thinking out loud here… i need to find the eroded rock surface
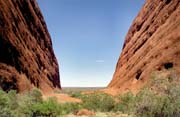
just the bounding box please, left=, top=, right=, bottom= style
left=108, top=0, right=180, bottom=92
left=0, top=0, right=60, bottom=93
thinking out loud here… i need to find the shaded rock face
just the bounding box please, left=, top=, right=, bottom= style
left=0, top=0, right=60, bottom=93
left=108, top=0, right=180, bottom=92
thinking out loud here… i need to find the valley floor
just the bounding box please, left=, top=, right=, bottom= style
left=65, top=112, right=131, bottom=117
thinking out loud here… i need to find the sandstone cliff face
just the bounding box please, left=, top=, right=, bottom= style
left=108, top=0, right=180, bottom=92
left=0, top=0, right=60, bottom=93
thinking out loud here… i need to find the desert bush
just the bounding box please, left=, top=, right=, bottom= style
left=0, top=88, right=82, bottom=116
left=17, top=88, right=44, bottom=116
left=18, top=89, right=79, bottom=116
left=134, top=71, right=180, bottom=117
left=135, top=88, right=180, bottom=117
left=81, top=93, right=115, bottom=112
left=112, top=70, right=180, bottom=117
left=30, top=97, right=60, bottom=116
left=114, top=92, right=135, bottom=114
left=135, top=88, right=161, bottom=116
left=7, top=90, right=18, bottom=110
left=29, top=88, right=43, bottom=103
left=70, top=91, right=83, bottom=98
left=59, top=102, right=82, bottom=115
left=0, top=90, right=20, bottom=117
left=0, top=90, right=12, bottom=117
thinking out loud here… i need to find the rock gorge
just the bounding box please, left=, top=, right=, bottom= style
left=108, top=0, right=180, bottom=92
left=0, top=0, right=179, bottom=95
left=0, top=0, right=60, bottom=93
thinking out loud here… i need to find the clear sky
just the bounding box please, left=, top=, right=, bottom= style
left=37, top=0, right=145, bottom=87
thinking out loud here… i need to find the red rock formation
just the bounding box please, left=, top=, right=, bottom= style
left=0, top=0, right=60, bottom=93
left=108, top=0, right=180, bottom=92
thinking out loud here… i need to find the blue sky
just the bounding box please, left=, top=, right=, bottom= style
left=37, top=0, right=145, bottom=87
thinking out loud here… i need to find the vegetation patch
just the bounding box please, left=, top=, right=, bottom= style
left=0, top=70, right=179, bottom=116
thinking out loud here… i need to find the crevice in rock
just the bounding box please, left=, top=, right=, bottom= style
left=0, top=76, right=18, bottom=92
left=136, top=21, right=144, bottom=31
left=133, top=38, right=148, bottom=54
left=0, top=34, right=21, bottom=72
left=136, top=70, right=142, bottom=80
left=164, top=62, right=173, bottom=69
left=165, top=0, right=171, bottom=4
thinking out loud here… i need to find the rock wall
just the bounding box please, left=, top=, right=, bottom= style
left=108, top=0, right=180, bottom=92
left=0, top=0, right=61, bottom=93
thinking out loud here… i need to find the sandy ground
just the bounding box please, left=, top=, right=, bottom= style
left=65, top=112, right=131, bottom=117
left=43, top=93, right=82, bottom=103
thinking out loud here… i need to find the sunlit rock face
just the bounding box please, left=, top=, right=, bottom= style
left=0, top=0, right=61, bottom=93
left=108, top=0, right=180, bottom=92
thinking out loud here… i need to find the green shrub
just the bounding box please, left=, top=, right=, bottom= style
left=134, top=88, right=180, bottom=117
left=114, top=92, right=135, bottom=113
left=7, top=90, right=18, bottom=110
left=31, top=97, right=60, bottom=116
left=81, top=93, right=115, bottom=112
left=59, top=102, right=82, bottom=115
left=0, top=90, right=20, bottom=117
left=135, top=89, right=161, bottom=116
left=29, top=88, right=43, bottom=103
left=0, top=90, right=12, bottom=117
left=70, top=91, right=83, bottom=98
left=0, top=88, right=82, bottom=116
left=134, top=71, right=180, bottom=117
left=112, top=71, right=180, bottom=116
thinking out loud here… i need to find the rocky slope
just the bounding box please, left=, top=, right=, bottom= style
left=0, top=0, right=60, bottom=93
left=108, top=0, right=180, bottom=92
